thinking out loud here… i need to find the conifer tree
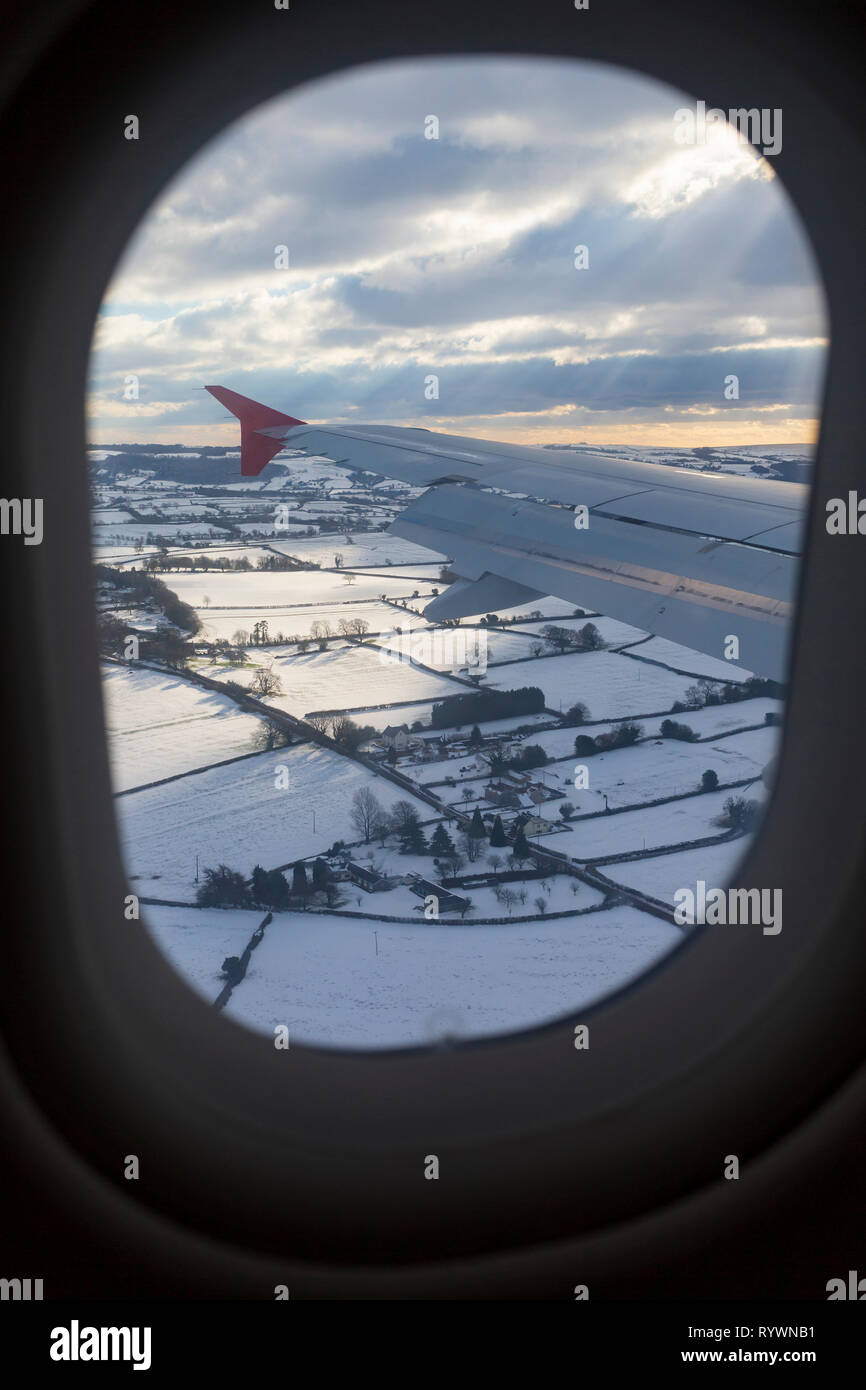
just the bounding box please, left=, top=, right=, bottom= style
left=292, top=862, right=310, bottom=906
left=469, top=806, right=486, bottom=839
left=312, top=857, right=330, bottom=890
left=430, top=823, right=455, bottom=857
left=267, top=869, right=290, bottom=910
left=489, top=814, right=507, bottom=848
left=400, top=817, right=428, bottom=855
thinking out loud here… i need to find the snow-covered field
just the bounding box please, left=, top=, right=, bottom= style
left=627, top=636, right=754, bottom=682
left=632, top=698, right=780, bottom=738
left=145, top=906, right=265, bottom=1003
left=350, top=564, right=446, bottom=580
left=101, top=663, right=264, bottom=790
left=200, top=601, right=410, bottom=642
left=93, top=544, right=160, bottom=562
left=116, top=744, right=433, bottom=900
left=554, top=785, right=762, bottom=861
left=154, top=546, right=278, bottom=567
left=269, top=534, right=448, bottom=567
left=160, top=568, right=436, bottom=608
left=428, top=698, right=781, bottom=765
left=361, top=704, right=556, bottom=736
left=485, top=650, right=696, bottom=718
left=325, top=700, right=443, bottom=733
left=93, top=521, right=231, bottom=543
left=516, top=615, right=648, bottom=645
left=494, top=596, right=584, bottom=621
left=216, top=905, right=683, bottom=1046
left=269, top=454, right=375, bottom=488
left=337, top=869, right=606, bottom=921
left=423, top=725, right=773, bottom=811
left=211, top=642, right=466, bottom=717
left=371, top=624, right=529, bottom=668
left=604, top=838, right=757, bottom=904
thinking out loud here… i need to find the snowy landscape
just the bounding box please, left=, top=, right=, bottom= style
left=92, top=442, right=791, bottom=1048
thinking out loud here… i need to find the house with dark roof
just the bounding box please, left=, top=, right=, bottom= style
left=345, top=861, right=394, bottom=893
left=406, top=875, right=471, bottom=915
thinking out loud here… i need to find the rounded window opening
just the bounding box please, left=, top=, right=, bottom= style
left=88, top=55, right=827, bottom=1049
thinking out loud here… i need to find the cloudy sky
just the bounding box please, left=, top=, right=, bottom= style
left=88, top=56, right=828, bottom=448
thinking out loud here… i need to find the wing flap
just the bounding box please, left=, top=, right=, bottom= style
left=395, top=486, right=797, bottom=679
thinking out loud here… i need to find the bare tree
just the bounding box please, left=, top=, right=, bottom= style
left=389, top=799, right=421, bottom=835
left=373, top=813, right=391, bottom=846
left=441, top=851, right=466, bottom=878
left=337, top=616, right=367, bottom=640
left=306, top=713, right=332, bottom=735
left=249, top=664, right=283, bottom=698
left=459, top=832, right=481, bottom=863
left=330, top=716, right=374, bottom=751
left=534, top=896, right=548, bottom=916
left=252, top=719, right=289, bottom=752
left=350, top=786, right=383, bottom=843
left=231, top=628, right=249, bottom=648
left=341, top=616, right=369, bottom=640
left=310, top=619, right=332, bottom=641
left=541, top=624, right=574, bottom=653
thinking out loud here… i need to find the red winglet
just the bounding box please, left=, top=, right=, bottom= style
left=204, top=385, right=306, bottom=476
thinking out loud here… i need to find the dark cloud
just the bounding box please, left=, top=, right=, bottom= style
left=91, top=54, right=828, bottom=441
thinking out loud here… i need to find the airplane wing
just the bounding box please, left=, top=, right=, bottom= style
left=205, top=385, right=807, bottom=681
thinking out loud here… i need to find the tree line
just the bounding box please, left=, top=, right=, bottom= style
left=431, top=686, right=546, bottom=730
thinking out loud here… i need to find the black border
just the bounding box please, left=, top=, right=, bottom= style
left=1, top=0, right=865, bottom=1298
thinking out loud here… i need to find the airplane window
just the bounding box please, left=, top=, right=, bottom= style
left=87, top=55, right=827, bottom=1050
